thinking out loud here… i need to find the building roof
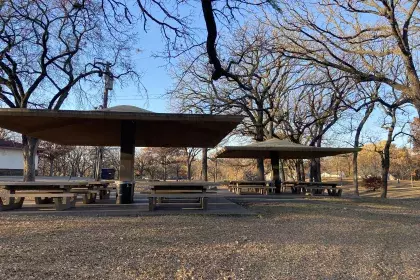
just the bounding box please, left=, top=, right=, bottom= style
left=0, top=107, right=243, bottom=148
left=0, top=139, right=23, bottom=150
left=215, top=138, right=361, bottom=159
left=101, top=105, right=152, bottom=113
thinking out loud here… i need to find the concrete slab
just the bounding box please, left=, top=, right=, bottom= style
left=0, top=193, right=255, bottom=217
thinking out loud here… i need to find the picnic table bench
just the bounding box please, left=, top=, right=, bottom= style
left=228, top=181, right=275, bottom=195
left=137, top=182, right=218, bottom=211
left=283, top=181, right=342, bottom=196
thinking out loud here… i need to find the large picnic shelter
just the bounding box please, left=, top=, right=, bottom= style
left=0, top=106, right=243, bottom=206
left=216, top=138, right=361, bottom=192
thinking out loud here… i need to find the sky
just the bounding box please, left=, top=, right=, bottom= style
left=107, top=28, right=174, bottom=113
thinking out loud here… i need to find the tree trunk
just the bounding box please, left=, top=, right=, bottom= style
left=95, top=147, right=103, bottom=181
left=316, top=158, right=321, bottom=182
left=255, top=126, right=265, bottom=181
left=296, top=160, right=302, bottom=181
left=270, top=153, right=281, bottom=193
left=381, top=133, right=392, bottom=199
left=187, top=163, right=192, bottom=180
left=381, top=156, right=389, bottom=199
left=280, top=160, right=286, bottom=181
left=310, top=159, right=318, bottom=182
left=163, top=163, right=167, bottom=181
left=49, top=158, right=54, bottom=177
left=353, top=152, right=359, bottom=195
left=22, top=135, right=38, bottom=182
left=381, top=109, right=396, bottom=198
left=310, top=137, right=322, bottom=182
left=353, top=102, right=375, bottom=195
left=202, top=148, right=208, bottom=181
left=300, top=160, right=305, bottom=181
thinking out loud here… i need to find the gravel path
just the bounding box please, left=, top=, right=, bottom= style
left=1, top=198, right=420, bottom=279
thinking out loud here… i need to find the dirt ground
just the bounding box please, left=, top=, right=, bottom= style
left=1, top=191, right=420, bottom=279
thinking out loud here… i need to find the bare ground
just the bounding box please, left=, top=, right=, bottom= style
left=1, top=196, right=420, bottom=279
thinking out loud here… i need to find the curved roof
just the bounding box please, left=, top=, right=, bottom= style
left=215, top=138, right=360, bottom=159
left=0, top=107, right=242, bottom=148
left=101, top=105, right=152, bottom=113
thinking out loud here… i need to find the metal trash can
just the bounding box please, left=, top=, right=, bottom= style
left=116, top=181, right=134, bottom=204
left=274, top=179, right=282, bottom=194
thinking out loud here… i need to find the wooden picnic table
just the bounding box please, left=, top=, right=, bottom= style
left=282, top=181, right=341, bottom=196
left=138, top=181, right=218, bottom=211
left=0, top=181, right=87, bottom=211
left=0, top=180, right=116, bottom=211
left=228, top=180, right=275, bottom=195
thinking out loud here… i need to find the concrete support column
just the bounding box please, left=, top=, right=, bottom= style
left=270, top=152, right=281, bottom=193
left=118, top=120, right=136, bottom=203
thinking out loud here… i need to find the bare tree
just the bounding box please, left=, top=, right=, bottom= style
left=269, top=0, right=418, bottom=112
left=0, top=0, right=139, bottom=181
left=66, top=146, right=95, bottom=177
left=372, top=88, right=410, bottom=198
left=342, top=83, right=379, bottom=195
left=184, top=148, right=200, bottom=180
left=155, top=147, right=183, bottom=181
left=170, top=24, right=302, bottom=179
left=38, top=142, right=73, bottom=176
left=275, top=68, right=353, bottom=181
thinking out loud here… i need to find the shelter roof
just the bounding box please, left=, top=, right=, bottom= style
left=215, top=138, right=360, bottom=159
left=0, top=107, right=242, bottom=148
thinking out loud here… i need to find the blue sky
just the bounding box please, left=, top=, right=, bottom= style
left=108, top=29, right=174, bottom=113
left=104, top=1, right=206, bottom=113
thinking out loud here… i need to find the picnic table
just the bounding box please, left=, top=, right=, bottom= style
left=137, top=181, right=219, bottom=211
left=282, top=181, right=342, bottom=196
left=0, top=181, right=116, bottom=211
left=228, top=181, right=275, bottom=195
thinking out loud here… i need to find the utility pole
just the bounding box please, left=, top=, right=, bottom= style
left=95, top=62, right=113, bottom=181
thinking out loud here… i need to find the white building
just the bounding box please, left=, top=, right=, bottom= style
left=0, top=140, right=39, bottom=176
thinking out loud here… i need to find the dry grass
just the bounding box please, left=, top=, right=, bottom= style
left=1, top=195, right=420, bottom=279
left=322, top=179, right=420, bottom=199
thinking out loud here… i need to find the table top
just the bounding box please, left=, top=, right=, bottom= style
left=229, top=180, right=271, bottom=184
left=0, top=181, right=89, bottom=187
left=136, top=181, right=220, bottom=187
left=87, top=181, right=111, bottom=186
left=297, top=182, right=337, bottom=186
left=282, top=181, right=337, bottom=186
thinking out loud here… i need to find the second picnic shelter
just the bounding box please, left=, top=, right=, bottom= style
left=215, top=138, right=361, bottom=192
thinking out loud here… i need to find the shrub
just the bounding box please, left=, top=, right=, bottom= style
left=362, top=176, right=382, bottom=191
